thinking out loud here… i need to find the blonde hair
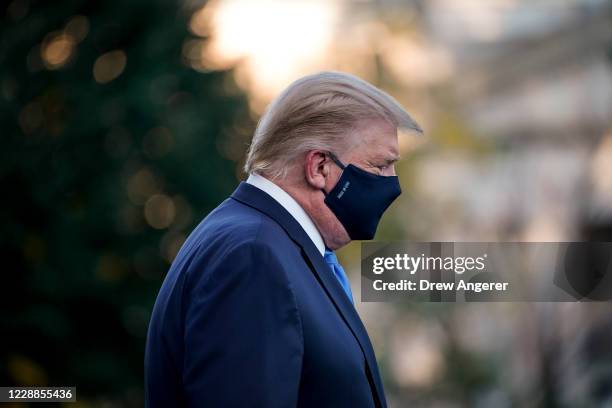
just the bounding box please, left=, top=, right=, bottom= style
left=244, top=71, right=422, bottom=179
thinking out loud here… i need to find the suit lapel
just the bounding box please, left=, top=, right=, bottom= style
left=231, top=182, right=386, bottom=407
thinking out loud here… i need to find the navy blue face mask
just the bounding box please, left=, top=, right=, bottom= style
left=322, top=152, right=402, bottom=240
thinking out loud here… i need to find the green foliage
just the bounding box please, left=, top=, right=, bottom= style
left=0, top=0, right=251, bottom=404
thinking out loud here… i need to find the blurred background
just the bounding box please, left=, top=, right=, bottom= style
left=1, top=0, right=612, bottom=406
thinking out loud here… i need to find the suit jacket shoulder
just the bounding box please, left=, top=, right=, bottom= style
left=145, top=195, right=305, bottom=407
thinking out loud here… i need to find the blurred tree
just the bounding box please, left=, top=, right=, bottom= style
left=0, top=0, right=251, bottom=404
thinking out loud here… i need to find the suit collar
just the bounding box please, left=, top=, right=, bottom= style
left=245, top=173, right=325, bottom=256
left=230, top=181, right=387, bottom=407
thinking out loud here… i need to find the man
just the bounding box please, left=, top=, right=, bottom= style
left=145, top=71, right=422, bottom=407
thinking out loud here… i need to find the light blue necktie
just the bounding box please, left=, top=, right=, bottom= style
left=323, top=249, right=354, bottom=304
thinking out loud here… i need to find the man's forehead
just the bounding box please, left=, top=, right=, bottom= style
left=345, top=118, right=399, bottom=155
left=347, top=138, right=399, bottom=164
left=377, top=146, right=400, bottom=161
left=364, top=132, right=400, bottom=158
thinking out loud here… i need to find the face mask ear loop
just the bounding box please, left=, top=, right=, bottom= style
left=322, top=152, right=346, bottom=197
left=327, top=152, right=346, bottom=170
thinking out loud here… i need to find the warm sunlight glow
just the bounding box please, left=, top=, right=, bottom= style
left=193, top=0, right=340, bottom=107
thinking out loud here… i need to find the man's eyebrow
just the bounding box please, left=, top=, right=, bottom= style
left=368, top=153, right=401, bottom=166
left=385, top=155, right=400, bottom=164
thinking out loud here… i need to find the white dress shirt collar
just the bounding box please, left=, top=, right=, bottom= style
left=246, top=173, right=326, bottom=256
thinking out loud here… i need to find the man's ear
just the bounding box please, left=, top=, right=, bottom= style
left=304, top=150, right=329, bottom=190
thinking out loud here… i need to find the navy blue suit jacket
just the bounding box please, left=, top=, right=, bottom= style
left=145, top=182, right=387, bottom=407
